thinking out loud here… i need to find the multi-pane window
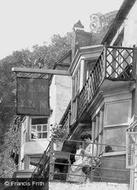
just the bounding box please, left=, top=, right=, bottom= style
left=104, top=100, right=131, bottom=152
left=31, top=117, right=48, bottom=139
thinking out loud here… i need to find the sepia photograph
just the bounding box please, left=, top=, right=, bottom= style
left=0, top=0, right=137, bottom=189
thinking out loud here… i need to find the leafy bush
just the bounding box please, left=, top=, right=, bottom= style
left=51, top=124, right=67, bottom=141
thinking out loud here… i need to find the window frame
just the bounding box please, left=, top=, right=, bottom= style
left=103, top=96, right=132, bottom=153
left=92, top=105, right=104, bottom=156
left=72, top=64, right=81, bottom=101
left=30, top=116, right=48, bottom=140
left=83, top=59, right=96, bottom=85
left=104, top=99, right=131, bottom=128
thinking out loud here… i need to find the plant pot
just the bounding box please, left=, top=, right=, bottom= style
left=53, top=141, right=64, bottom=151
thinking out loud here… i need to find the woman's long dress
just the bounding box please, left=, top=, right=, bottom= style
left=67, top=148, right=86, bottom=183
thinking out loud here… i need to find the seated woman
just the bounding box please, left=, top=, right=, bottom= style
left=81, top=133, right=97, bottom=181
left=67, top=133, right=97, bottom=183
left=67, top=142, right=86, bottom=183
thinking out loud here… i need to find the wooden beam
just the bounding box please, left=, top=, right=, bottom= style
left=12, top=67, right=71, bottom=76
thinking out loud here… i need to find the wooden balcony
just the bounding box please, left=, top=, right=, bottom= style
left=60, top=46, right=135, bottom=131
left=59, top=102, right=78, bottom=135
left=77, top=46, right=135, bottom=120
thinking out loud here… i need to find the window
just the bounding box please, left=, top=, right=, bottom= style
left=71, top=65, right=81, bottom=124
left=92, top=106, right=104, bottom=156
left=72, top=65, right=80, bottom=99
left=83, top=60, right=96, bottom=84
left=103, top=127, right=126, bottom=152
left=104, top=100, right=130, bottom=127
left=30, top=117, right=48, bottom=139
left=104, top=99, right=131, bottom=152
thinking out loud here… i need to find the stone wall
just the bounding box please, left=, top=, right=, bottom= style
left=49, top=182, right=129, bottom=190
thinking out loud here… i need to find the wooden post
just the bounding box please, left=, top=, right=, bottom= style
left=49, top=140, right=54, bottom=181
left=12, top=67, right=71, bottom=76
left=103, top=44, right=107, bottom=79
left=24, top=155, right=30, bottom=170
left=134, top=136, right=137, bottom=190
left=133, top=47, right=137, bottom=120
left=132, top=46, right=137, bottom=80
left=131, top=47, right=137, bottom=190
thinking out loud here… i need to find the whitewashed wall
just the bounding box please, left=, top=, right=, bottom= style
left=49, top=182, right=129, bottom=190
left=123, top=1, right=137, bottom=47
left=49, top=75, right=72, bottom=126
left=110, top=1, right=137, bottom=48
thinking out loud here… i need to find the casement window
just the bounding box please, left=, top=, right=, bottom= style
left=30, top=117, right=48, bottom=140
left=92, top=106, right=104, bottom=156
left=104, top=99, right=131, bottom=152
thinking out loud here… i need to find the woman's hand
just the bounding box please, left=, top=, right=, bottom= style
left=81, top=149, right=85, bottom=155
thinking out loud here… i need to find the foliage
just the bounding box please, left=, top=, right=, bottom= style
left=0, top=33, right=71, bottom=176
left=0, top=33, right=71, bottom=145
left=0, top=117, right=21, bottom=177
left=51, top=124, right=68, bottom=141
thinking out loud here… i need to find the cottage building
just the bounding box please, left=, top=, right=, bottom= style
left=13, top=0, right=137, bottom=189
left=14, top=53, right=72, bottom=178
left=33, top=0, right=137, bottom=190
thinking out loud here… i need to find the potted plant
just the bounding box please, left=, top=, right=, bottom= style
left=51, top=124, right=68, bottom=151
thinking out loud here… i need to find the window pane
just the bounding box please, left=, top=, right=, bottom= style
left=105, top=101, right=130, bottom=126
left=103, top=127, right=126, bottom=152
left=38, top=133, right=42, bottom=138
left=43, top=125, right=47, bottom=131
left=85, top=60, right=96, bottom=82
left=31, top=133, right=36, bottom=139
left=37, top=125, right=41, bottom=131
left=43, top=133, right=47, bottom=138
left=31, top=118, right=47, bottom=125
left=31, top=125, right=36, bottom=130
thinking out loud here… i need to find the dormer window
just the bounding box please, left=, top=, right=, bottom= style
left=30, top=117, right=48, bottom=140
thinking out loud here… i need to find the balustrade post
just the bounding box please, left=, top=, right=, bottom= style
left=132, top=47, right=137, bottom=121
left=132, top=46, right=137, bottom=80
left=87, top=77, right=91, bottom=102
left=103, top=45, right=107, bottom=79
left=76, top=94, right=79, bottom=119
left=68, top=110, right=71, bottom=134
left=129, top=46, right=137, bottom=190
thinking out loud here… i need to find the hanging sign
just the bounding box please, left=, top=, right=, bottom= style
left=16, top=77, right=50, bottom=116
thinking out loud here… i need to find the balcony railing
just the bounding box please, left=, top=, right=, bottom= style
left=59, top=101, right=71, bottom=133
left=59, top=46, right=135, bottom=130
left=31, top=139, right=129, bottom=184
left=32, top=140, right=52, bottom=179
left=78, top=46, right=135, bottom=119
